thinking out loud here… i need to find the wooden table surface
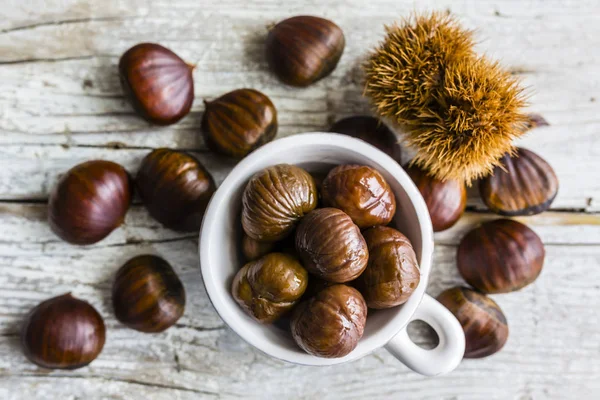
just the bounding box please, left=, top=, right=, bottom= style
left=1, top=0, right=599, bottom=399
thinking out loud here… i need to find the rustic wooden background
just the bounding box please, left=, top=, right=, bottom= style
left=1, top=0, right=599, bottom=399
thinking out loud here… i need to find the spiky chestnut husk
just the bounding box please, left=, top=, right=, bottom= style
left=364, top=12, right=528, bottom=184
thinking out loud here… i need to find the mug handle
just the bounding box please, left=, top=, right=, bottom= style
left=384, top=294, right=465, bottom=376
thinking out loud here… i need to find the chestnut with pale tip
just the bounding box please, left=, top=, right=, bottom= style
left=112, top=255, right=186, bottom=333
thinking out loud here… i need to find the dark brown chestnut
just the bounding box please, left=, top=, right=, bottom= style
left=295, top=208, right=368, bottom=283
left=202, top=89, right=278, bottom=158
left=329, top=116, right=402, bottom=163
left=479, top=148, right=558, bottom=216
left=242, top=234, right=275, bottom=261
left=322, top=164, right=396, bottom=229
left=112, top=255, right=185, bottom=332
left=457, top=219, right=545, bottom=294
left=242, top=164, right=317, bottom=241
left=119, top=43, right=194, bottom=125
left=291, top=284, right=367, bottom=358
left=136, top=148, right=216, bottom=232
left=232, top=253, right=308, bottom=323
left=48, top=160, right=132, bottom=245
left=359, top=226, right=420, bottom=309
left=21, top=293, right=106, bottom=369
left=406, top=165, right=467, bottom=232
left=437, top=287, right=509, bottom=358
left=266, top=16, right=345, bottom=87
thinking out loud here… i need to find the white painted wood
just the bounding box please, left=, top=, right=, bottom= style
left=0, top=0, right=599, bottom=398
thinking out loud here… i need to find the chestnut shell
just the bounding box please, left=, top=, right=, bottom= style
left=479, top=148, right=559, bottom=216
left=242, top=164, right=317, bottom=241
left=359, top=226, right=420, bottom=309
left=119, top=43, right=194, bottom=125
left=232, top=253, right=308, bottom=323
left=437, top=287, right=509, bottom=358
left=291, top=284, right=367, bottom=358
left=242, top=234, right=275, bottom=261
left=266, top=16, right=345, bottom=87
left=21, top=293, right=106, bottom=369
left=322, top=164, right=396, bottom=228
left=112, top=255, right=185, bottom=333
left=48, top=160, right=132, bottom=245
left=457, top=219, right=545, bottom=294
left=295, top=208, right=368, bottom=283
left=407, top=165, right=466, bottom=232
left=136, top=148, right=216, bottom=232
left=202, top=88, right=278, bottom=158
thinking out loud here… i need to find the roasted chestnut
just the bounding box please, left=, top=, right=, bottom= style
left=119, top=43, right=194, bottom=125
left=202, top=89, right=278, bottom=158
left=21, top=293, right=106, bottom=369
left=48, top=160, right=132, bottom=245
left=322, top=164, right=396, bottom=228
left=291, top=284, right=367, bottom=358
left=359, top=226, right=420, bottom=309
left=242, top=234, right=275, bottom=261
left=479, top=148, right=558, bottom=216
left=406, top=165, right=466, bottom=232
left=112, top=255, right=185, bottom=333
left=266, top=16, right=345, bottom=87
left=232, top=253, right=308, bottom=323
left=136, top=148, right=216, bottom=232
left=295, top=208, right=368, bottom=283
left=437, top=287, right=509, bottom=358
left=242, top=164, right=317, bottom=241
left=457, top=219, right=545, bottom=293
left=329, top=116, right=401, bottom=163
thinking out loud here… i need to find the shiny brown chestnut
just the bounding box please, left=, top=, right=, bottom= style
left=266, top=16, right=345, bottom=87
left=457, top=219, right=545, bottom=294
left=295, top=208, right=368, bottom=283
left=359, top=226, right=420, bottom=309
left=406, top=165, right=467, bottom=232
left=202, top=89, right=278, bottom=158
left=479, top=148, right=559, bottom=216
left=136, top=148, right=216, bottom=232
left=242, top=234, right=275, bottom=261
left=437, top=287, right=509, bottom=358
left=232, top=253, right=308, bottom=323
left=119, top=43, right=194, bottom=125
left=112, top=255, right=185, bottom=333
left=291, top=284, right=367, bottom=358
left=242, top=164, right=317, bottom=241
left=322, top=164, right=396, bottom=229
left=330, top=116, right=401, bottom=163
left=48, top=160, right=132, bottom=245
left=21, top=293, right=106, bottom=369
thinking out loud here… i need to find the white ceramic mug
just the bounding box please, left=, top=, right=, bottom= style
left=199, top=133, right=465, bottom=376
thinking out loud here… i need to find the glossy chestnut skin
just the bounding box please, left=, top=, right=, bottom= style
left=119, top=43, right=194, bottom=125
left=242, top=164, right=317, bottom=241
left=291, top=284, right=367, bottom=358
left=322, top=164, right=396, bottom=228
left=479, top=148, right=559, bottom=216
left=406, top=165, right=467, bottom=232
left=242, top=234, right=275, bottom=261
left=437, top=287, right=509, bottom=358
left=48, top=160, right=132, bottom=245
left=295, top=208, right=368, bottom=283
left=359, top=226, right=420, bottom=309
left=232, top=253, right=308, bottom=323
left=136, top=148, right=216, bottom=232
left=329, top=116, right=402, bottom=163
left=457, top=219, right=545, bottom=294
left=21, top=293, right=106, bottom=369
left=112, top=255, right=185, bottom=333
left=202, top=89, right=278, bottom=158
left=266, top=16, right=345, bottom=87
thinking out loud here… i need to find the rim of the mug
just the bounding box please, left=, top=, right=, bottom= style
left=199, top=132, right=434, bottom=366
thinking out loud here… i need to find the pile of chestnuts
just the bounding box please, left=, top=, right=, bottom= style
left=232, top=162, right=421, bottom=358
